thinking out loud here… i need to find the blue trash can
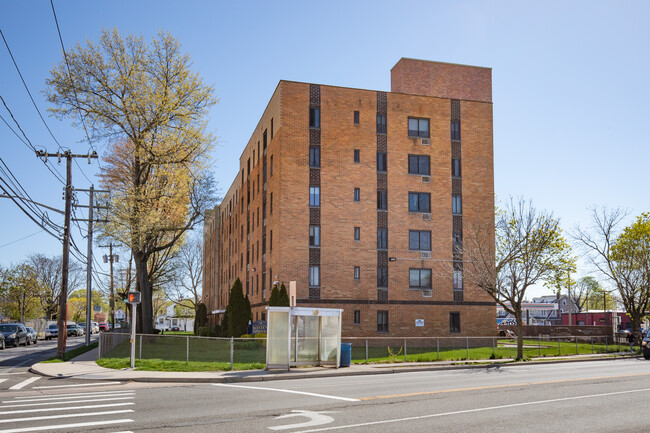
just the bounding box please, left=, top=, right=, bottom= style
left=340, top=343, right=352, bottom=367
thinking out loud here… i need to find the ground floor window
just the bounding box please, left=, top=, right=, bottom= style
left=354, top=310, right=360, bottom=325
left=450, top=312, right=460, bottom=333
left=377, top=310, right=388, bottom=333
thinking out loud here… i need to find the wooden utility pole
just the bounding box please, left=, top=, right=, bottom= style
left=36, top=150, right=97, bottom=359
left=100, top=243, right=120, bottom=331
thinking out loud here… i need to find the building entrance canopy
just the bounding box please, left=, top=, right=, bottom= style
left=266, top=307, right=342, bottom=370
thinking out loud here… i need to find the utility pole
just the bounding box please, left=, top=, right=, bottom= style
left=567, top=270, right=572, bottom=326
left=101, top=243, right=120, bottom=331
left=36, top=150, right=97, bottom=359
left=73, top=186, right=109, bottom=346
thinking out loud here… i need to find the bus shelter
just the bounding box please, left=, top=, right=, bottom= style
left=266, top=307, right=343, bottom=370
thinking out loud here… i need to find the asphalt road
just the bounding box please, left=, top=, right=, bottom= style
left=2, top=356, right=650, bottom=432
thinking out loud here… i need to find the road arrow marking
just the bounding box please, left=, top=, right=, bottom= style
left=269, top=410, right=336, bottom=431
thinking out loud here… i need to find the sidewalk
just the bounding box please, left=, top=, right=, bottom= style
left=30, top=348, right=641, bottom=384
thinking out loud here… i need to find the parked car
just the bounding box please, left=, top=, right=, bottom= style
left=98, top=323, right=109, bottom=332
left=66, top=323, right=82, bottom=337
left=0, top=323, right=28, bottom=347
left=91, top=322, right=100, bottom=334
left=45, top=323, right=58, bottom=340
left=642, top=334, right=650, bottom=360
left=25, top=327, right=38, bottom=345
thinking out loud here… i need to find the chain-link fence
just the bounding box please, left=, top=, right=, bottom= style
left=99, top=333, right=266, bottom=370
left=342, top=335, right=627, bottom=363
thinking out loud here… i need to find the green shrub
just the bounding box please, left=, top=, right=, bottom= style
left=240, top=334, right=253, bottom=339
left=197, top=326, right=211, bottom=337
left=254, top=333, right=267, bottom=339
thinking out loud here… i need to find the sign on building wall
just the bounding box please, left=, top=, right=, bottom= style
left=415, top=319, right=424, bottom=327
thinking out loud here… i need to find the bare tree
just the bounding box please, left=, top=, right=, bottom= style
left=28, top=254, right=83, bottom=320
left=165, top=234, right=202, bottom=331
left=463, top=198, right=573, bottom=360
left=574, top=208, right=650, bottom=342
left=571, top=276, right=600, bottom=312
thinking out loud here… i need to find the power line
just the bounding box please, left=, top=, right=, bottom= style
left=0, top=229, right=45, bottom=249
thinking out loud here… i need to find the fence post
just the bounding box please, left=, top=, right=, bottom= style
left=230, top=337, right=234, bottom=371
left=436, top=338, right=439, bottom=361
left=186, top=336, right=189, bottom=364
left=605, top=336, right=608, bottom=353
left=404, top=338, right=407, bottom=362
left=558, top=338, right=561, bottom=356
left=98, top=333, right=102, bottom=358
left=139, top=334, right=142, bottom=360
left=365, top=339, right=368, bottom=363
left=493, top=337, right=495, bottom=358
left=538, top=335, right=541, bottom=357
left=466, top=337, right=469, bottom=360
left=575, top=336, right=578, bottom=355
left=591, top=337, right=594, bottom=354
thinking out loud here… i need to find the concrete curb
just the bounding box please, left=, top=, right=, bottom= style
left=28, top=353, right=643, bottom=384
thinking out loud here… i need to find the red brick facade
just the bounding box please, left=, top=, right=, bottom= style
left=203, top=58, right=496, bottom=337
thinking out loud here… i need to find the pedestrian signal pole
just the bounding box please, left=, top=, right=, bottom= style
left=126, top=292, right=141, bottom=369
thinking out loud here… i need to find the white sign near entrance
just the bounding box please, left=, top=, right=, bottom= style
left=115, top=309, right=125, bottom=320
left=415, top=319, right=424, bottom=327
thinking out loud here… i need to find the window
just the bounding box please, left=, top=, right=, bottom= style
left=409, top=230, right=431, bottom=251
left=263, top=129, right=267, bottom=150
left=453, top=270, right=463, bottom=290
left=409, top=268, right=432, bottom=289
left=309, top=225, right=320, bottom=246
left=270, top=230, right=273, bottom=252
left=354, top=227, right=360, bottom=241
left=408, top=154, right=430, bottom=175
left=271, top=118, right=274, bottom=139
left=309, top=265, right=320, bottom=286
left=270, top=192, right=273, bottom=215
left=452, top=195, right=462, bottom=215
left=377, top=190, right=387, bottom=210
left=408, top=192, right=430, bottom=213
left=408, top=117, right=430, bottom=138
left=270, top=155, right=273, bottom=177
left=377, top=266, right=388, bottom=287
left=354, top=266, right=360, bottom=280
left=309, top=187, right=320, bottom=206
left=354, top=310, right=360, bottom=325
left=450, top=312, right=461, bottom=333
left=377, top=310, right=388, bottom=333
left=253, top=150, right=255, bottom=166
left=309, top=107, right=320, bottom=128
left=309, top=147, right=320, bottom=168
left=354, top=188, right=360, bottom=202
left=453, top=232, right=462, bottom=252
left=376, top=114, right=387, bottom=134
left=377, top=228, right=388, bottom=250
left=354, top=149, right=360, bottom=163
left=377, top=152, right=387, bottom=172
left=452, top=158, right=461, bottom=177
left=263, top=164, right=267, bottom=184
left=451, top=120, right=460, bottom=141
left=354, top=111, right=359, bottom=125
left=247, top=158, right=251, bottom=177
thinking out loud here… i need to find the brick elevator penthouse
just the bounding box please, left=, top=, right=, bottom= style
left=203, top=58, right=496, bottom=337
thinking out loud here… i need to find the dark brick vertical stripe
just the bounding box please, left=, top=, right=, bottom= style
left=451, top=99, right=460, bottom=121
left=452, top=178, right=462, bottom=194
left=376, top=91, right=388, bottom=304
left=309, top=129, right=320, bottom=146
left=377, top=135, right=387, bottom=153
left=309, top=84, right=321, bottom=300
left=377, top=92, right=387, bottom=114
left=310, top=84, right=320, bottom=106
left=309, top=168, right=320, bottom=186
left=451, top=99, right=463, bottom=300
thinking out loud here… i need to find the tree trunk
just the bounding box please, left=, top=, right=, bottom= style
left=134, top=249, right=153, bottom=334
left=515, top=309, right=524, bottom=360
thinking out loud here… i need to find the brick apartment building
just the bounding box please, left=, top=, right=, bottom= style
left=203, top=58, right=496, bottom=337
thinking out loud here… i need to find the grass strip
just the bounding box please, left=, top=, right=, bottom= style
left=42, top=342, right=99, bottom=363
left=96, top=357, right=264, bottom=372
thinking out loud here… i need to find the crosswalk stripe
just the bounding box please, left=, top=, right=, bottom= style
left=32, top=381, right=121, bottom=390
left=0, top=396, right=135, bottom=408
left=12, top=391, right=133, bottom=402
left=14, top=389, right=132, bottom=400
left=0, top=402, right=134, bottom=415
left=0, top=418, right=133, bottom=433
left=8, top=377, right=40, bottom=390
left=0, top=379, right=7, bottom=384
left=0, top=409, right=133, bottom=424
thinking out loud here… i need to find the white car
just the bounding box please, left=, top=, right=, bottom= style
left=91, top=322, right=100, bottom=334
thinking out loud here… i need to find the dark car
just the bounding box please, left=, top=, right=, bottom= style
left=0, top=333, right=5, bottom=350
left=66, top=324, right=82, bottom=337
left=25, top=327, right=38, bottom=345
left=0, top=323, right=28, bottom=347
left=642, top=334, right=650, bottom=360
left=45, top=323, right=58, bottom=340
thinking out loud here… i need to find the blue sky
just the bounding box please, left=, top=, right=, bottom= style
left=0, top=1, right=648, bottom=297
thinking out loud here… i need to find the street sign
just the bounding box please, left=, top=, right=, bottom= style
left=115, top=309, right=125, bottom=320
left=126, top=292, right=141, bottom=304
left=93, top=305, right=102, bottom=312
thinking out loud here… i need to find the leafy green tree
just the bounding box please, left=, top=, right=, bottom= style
left=46, top=29, right=217, bottom=334
left=279, top=283, right=290, bottom=306
left=464, top=198, right=574, bottom=360
left=194, top=302, right=208, bottom=335
left=268, top=285, right=281, bottom=306
left=224, top=279, right=251, bottom=337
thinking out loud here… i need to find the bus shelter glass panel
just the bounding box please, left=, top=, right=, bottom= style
left=291, top=315, right=319, bottom=363
left=321, top=315, right=339, bottom=362
left=268, top=310, right=289, bottom=366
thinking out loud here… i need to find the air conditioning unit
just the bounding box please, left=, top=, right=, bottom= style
left=421, top=138, right=431, bottom=146
left=422, top=213, right=431, bottom=221
left=421, top=176, right=431, bottom=183
left=421, top=251, right=431, bottom=259
left=422, top=289, right=432, bottom=298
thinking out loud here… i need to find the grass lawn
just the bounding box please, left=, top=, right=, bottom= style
left=96, top=357, right=264, bottom=372
left=42, top=342, right=99, bottom=363
left=160, top=331, right=194, bottom=336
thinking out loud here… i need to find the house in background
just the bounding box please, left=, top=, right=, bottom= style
left=155, top=304, right=195, bottom=331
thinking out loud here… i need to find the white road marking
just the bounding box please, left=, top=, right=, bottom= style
left=0, top=372, right=25, bottom=376
left=0, top=418, right=133, bottom=433
left=0, top=379, right=7, bottom=385
left=0, top=396, right=135, bottom=408
left=270, top=410, right=336, bottom=431
left=13, top=390, right=133, bottom=401
left=31, top=381, right=121, bottom=389
left=295, top=387, right=650, bottom=432
left=8, top=377, right=40, bottom=390
left=0, top=402, right=134, bottom=415
left=0, top=409, right=133, bottom=424
left=213, top=383, right=359, bottom=402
